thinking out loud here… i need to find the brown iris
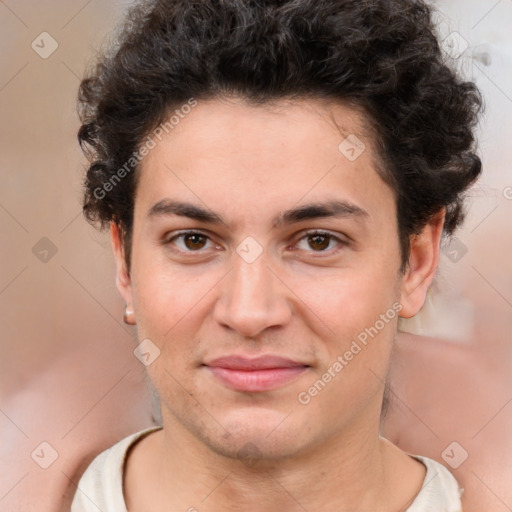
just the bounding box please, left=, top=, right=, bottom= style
left=308, top=234, right=330, bottom=251
left=184, top=233, right=207, bottom=250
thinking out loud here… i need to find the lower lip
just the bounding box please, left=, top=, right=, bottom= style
left=206, top=366, right=308, bottom=392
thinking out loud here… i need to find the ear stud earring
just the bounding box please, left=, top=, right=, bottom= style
left=123, top=305, right=136, bottom=325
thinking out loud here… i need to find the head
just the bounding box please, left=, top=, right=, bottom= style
left=78, top=0, right=481, bottom=462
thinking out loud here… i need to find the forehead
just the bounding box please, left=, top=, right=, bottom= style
left=135, top=97, right=395, bottom=228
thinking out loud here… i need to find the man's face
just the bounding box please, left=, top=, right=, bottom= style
left=117, top=97, right=413, bottom=461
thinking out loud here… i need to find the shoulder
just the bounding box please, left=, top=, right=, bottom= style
left=70, top=426, right=163, bottom=512
left=407, top=455, right=463, bottom=512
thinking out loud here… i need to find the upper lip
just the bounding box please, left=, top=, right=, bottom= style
left=204, top=355, right=309, bottom=370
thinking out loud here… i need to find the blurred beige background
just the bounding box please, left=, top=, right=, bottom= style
left=0, top=1, right=510, bottom=511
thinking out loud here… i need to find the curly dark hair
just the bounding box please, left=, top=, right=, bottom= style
left=78, top=0, right=482, bottom=271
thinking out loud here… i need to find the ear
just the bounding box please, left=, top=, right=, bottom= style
left=110, top=222, right=133, bottom=306
left=399, top=209, right=445, bottom=318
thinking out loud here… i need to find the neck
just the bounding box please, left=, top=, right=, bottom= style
left=145, top=408, right=405, bottom=511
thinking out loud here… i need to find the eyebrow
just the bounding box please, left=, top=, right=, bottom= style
left=147, top=198, right=369, bottom=228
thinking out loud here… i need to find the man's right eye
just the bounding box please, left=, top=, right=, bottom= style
left=163, top=231, right=216, bottom=252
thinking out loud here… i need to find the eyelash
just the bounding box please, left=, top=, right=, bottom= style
left=162, top=229, right=348, bottom=257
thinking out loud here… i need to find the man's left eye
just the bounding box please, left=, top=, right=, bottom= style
left=294, top=230, right=346, bottom=253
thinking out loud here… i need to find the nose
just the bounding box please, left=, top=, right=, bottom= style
left=213, top=251, right=292, bottom=338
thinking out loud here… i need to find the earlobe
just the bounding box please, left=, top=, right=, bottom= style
left=399, top=210, right=445, bottom=319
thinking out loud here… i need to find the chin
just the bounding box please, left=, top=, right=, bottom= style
left=208, top=408, right=308, bottom=461
left=209, top=433, right=304, bottom=466
left=162, top=393, right=314, bottom=462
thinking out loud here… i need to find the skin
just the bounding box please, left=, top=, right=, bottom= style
left=110, top=96, right=445, bottom=511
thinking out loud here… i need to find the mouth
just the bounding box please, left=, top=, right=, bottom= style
left=202, top=355, right=310, bottom=392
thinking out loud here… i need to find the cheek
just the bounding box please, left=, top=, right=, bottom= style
left=290, top=258, right=400, bottom=336
left=288, top=255, right=401, bottom=408
left=131, top=269, right=207, bottom=400
left=293, top=269, right=400, bottom=424
left=130, top=255, right=223, bottom=379
left=131, top=242, right=211, bottom=326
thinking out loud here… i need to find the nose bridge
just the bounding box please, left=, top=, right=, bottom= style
left=214, top=249, right=290, bottom=337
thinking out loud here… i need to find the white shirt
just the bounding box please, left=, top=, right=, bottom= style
left=70, top=427, right=463, bottom=512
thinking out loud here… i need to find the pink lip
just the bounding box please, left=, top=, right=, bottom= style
left=204, top=355, right=309, bottom=392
